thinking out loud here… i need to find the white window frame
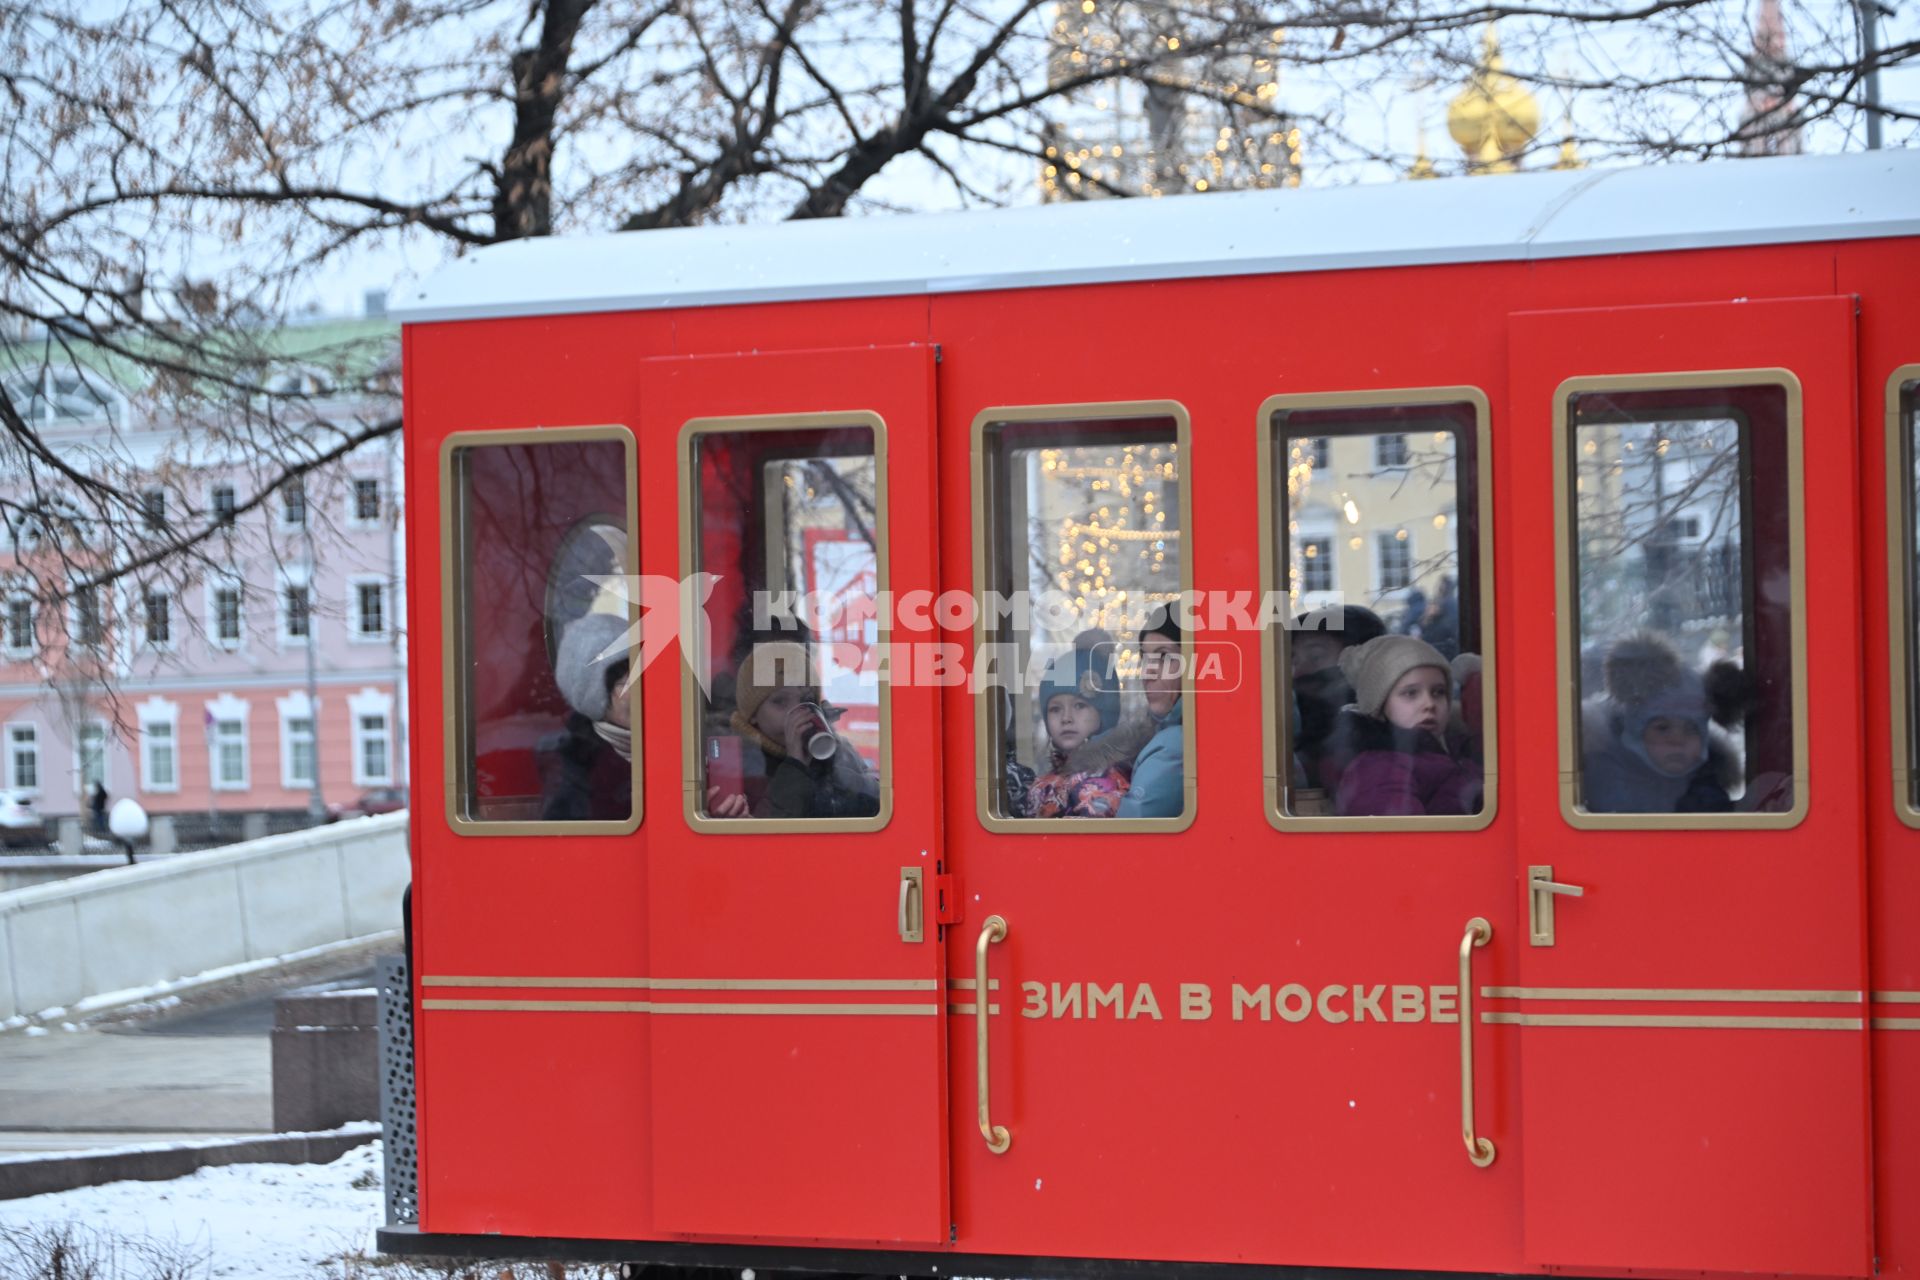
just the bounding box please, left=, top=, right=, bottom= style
left=6, top=721, right=39, bottom=791
left=281, top=480, right=307, bottom=529
left=141, top=488, right=167, bottom=532
left=277, top=566, right=313, bottom=647
left=348, top=575, right=388, bottom=642
left=206, top=573, right=245, bottom=651
left=140, top=585, right=174, bottom=652
left=137, top=696, right=180, bottom=795
left=276, top=690, right=318, bottom=790
left=1375, top=528, right=1415, bottom=595
left=1374, top=433, right=1411, bottom=469
left=0, top=366, right=125, bottom=427
left=349, top=687, right=395, bottom=786
left=347, top=476, right=382, bottom=527
left=67, top=580, right=105, bottom=651
left=74, top=719, right=110, bottom=793
left=2, top=594, right=32, bottom=659
left=206, top=693, right=250, bottom=791
left=209, top=483, right=238, bottom=528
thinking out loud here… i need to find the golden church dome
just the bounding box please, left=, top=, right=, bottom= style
left=1446, top=24, right=1540, bottom=172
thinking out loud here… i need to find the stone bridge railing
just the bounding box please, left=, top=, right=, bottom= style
left=0, top=812, right=408, bottom=1025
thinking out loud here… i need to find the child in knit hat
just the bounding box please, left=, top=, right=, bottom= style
left=712, top=640, right=881, bottom=820
left=1579, top=633, right=1734, bottom=814
left=1025, top=630, right=1138, bottom=819
left=1331, top=634, right=1483, bottom=818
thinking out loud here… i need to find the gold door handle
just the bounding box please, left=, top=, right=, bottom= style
left=898, top=867, right=923, bottom=943
left=1459, top=916, right=1496, bottom=1168
left=976, top=915, right=1010, bottom=1154
left=1527, top=865, right=1584, bottom=946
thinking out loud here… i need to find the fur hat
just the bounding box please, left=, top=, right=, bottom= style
left=1338, top=634, right=1452, bottom=718
left=554, top=612, right=631, bottom=722
left=1037, top=630, right=1122, bottom=733
left=1292, top=604, right=1388, bottom=647
left=1602, top=632, right=1684, bottom=708
left=733, top=641, right=819, bottom=725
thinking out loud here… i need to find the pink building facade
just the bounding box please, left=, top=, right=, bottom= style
left=0, top=321, right=406, bottom=839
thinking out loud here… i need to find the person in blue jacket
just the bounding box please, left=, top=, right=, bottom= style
left=1118, top=605, right=1185, bottom=819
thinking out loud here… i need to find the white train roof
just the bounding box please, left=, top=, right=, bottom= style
left=393, top=149, right=1920, bottom=324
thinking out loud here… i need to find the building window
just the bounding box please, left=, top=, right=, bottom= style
left=7, top=724, right=38, bottom=790
left=212, top=583, right=242, bottom=647
left=357, top=714, right=390, bottom=783
left=211, top=485, right=236, bottom=527
left=284, top=584, right=311, bottom=641
left=286, top=716, right=316, bottom=788
left=1374, top=434, right=1410, bottom=469
left=77, top=722, right=107, bottom=792
left=212, top=718, right=247, bottom=789
left=1376, top=530, right=1413, bottom=592
left=142, top=489, right=167, bottom=531
left=282, top=481, right=306, bottom=528
left=1299, top=536, right=1334, bottom=592
left=143, top=588, right=171, bottom=648
left=3, top=597, right=31, bottom=657
left=72, top=585, right=104, bottom=648
left=352, top=478, right=381, bottom=523
left=1309, top=437, right=1331, bottom=470
left=353, top=580, right=385, bottom=638
left=141, top=718, right=177, bottom=792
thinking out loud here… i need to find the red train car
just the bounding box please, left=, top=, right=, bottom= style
left=380, top=149, right=1920, bottom=1279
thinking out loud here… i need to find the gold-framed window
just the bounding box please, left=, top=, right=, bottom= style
left=1258, top=388, right=1497, bottom=831
left=1553, top=372, right=1808, bottom=829
left=1889, top=365, right=1920, bottom=827
left=971, top=402, right=1196, bottom=832
left=680, top=412, right=892, bottom=832
left=440, top=425, right=642, bottom=835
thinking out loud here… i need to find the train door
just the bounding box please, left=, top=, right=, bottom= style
left=636, top=345, right=949, bottom=1242
left=1504, top=298, right=1873, bottom=1275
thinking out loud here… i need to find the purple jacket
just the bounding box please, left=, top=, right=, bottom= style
left=1332, top=711, right=1484, bottom=818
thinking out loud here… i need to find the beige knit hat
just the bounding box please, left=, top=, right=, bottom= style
left=1338, top=635, right=1452, bottom=718
left=734, top=641, right=819, bottom=723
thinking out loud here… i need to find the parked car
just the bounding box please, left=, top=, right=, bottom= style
left=0, top=790, right=47, bottom=850
left=328, top=786, right=409, bottom=822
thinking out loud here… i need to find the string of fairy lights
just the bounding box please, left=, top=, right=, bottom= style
left=1041, top=4, right=1303, bottom=200
left=1039, top=443, right=1181, bottom=655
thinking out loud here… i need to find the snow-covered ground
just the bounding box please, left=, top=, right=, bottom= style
left=0, top=1140, right=385, bottom=1278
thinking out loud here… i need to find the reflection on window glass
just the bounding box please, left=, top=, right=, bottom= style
left=1905, top=379, right=1920, bottom=810
left=692, top=425, right=884, bottom=822
left=980, top=415, right=1188, bottom=822
left=1274, top=403, right=1485, bottom=820
left=450, top=434, right=635, bottom=826
left=1569, top=385, right=1795, bottom=816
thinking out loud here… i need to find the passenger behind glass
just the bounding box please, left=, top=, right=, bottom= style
left=1027, top=630, right=1136, bottom=819
left=543, top=610, right=635, bottom=821
left=1332, top=636, right=1484, bottom=818
left=1292, top=605, right=1388, bottom=792
left=1580, top=633, right=1734, bottom=814
left=1117, top=606, right=1184, bottom=819
left=710, top=640, right=880, bottom=820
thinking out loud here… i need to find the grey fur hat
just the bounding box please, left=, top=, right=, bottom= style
left=554, top=612, right=631, bottom=721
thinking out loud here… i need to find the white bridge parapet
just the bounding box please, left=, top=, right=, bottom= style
left=0, top=813, right=409, bottom=1024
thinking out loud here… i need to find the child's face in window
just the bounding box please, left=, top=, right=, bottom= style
left=1641, top=716, right=1704, bottom=776
left=1046, top=693, right=1102, bottom=752
left=1139, top=632, right=1181, bottom=716
left=1384, top=665, right=1450, bottom=737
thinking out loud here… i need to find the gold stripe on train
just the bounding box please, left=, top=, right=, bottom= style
left=1482, top=1012, right=1862, bottom=1030
left=423, top=975, right=938, bottom=991
left=1482, top=987, right=1861, bottom=1003
left=424, top=998, right=937, bottom=1016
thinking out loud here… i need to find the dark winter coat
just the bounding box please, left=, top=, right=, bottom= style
left=1332, top=710, right=1484, bottom=818
left=1578, top=698, right=1736, bottom=815
left=1294, top=667, right=1357, bottom=789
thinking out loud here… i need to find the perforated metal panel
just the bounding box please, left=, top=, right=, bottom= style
left=377, top=952, right=418, bottom=1225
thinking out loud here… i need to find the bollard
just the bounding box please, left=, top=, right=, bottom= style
left=242, top=812, right=269, bottom=842
left=56, top=816, right=82, bottom=855
left=149, top=815, right=177, bottom=854
left=272, top=987, right=380, bottom=1132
